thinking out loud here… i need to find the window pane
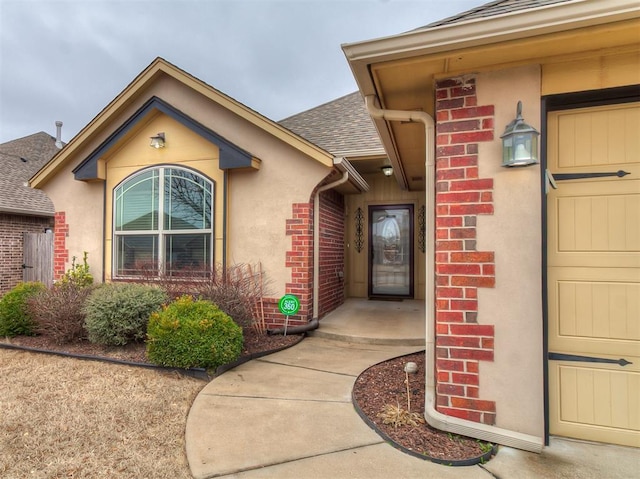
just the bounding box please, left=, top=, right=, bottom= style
left=115, top=170, right=159, bottom=231
left=164, top=168, right=212, bottom=230
left=115, top=235, right=158, bottom=276
left=165, top=234, right=210, bottom=276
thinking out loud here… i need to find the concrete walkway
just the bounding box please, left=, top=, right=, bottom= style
left=185, top=300, right=638, bottom=479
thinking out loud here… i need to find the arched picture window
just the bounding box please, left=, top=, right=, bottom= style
left=113, top=166, right=213, bottom=277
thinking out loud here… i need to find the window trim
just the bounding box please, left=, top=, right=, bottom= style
left=112, top=165, right=214, bottom=278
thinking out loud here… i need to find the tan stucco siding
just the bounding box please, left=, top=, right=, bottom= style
left=227, top=139, right=330, bottom=298
left=103, top=113, right=224, bottom=281
left=40, top=162, right=104, bottom=280
left=38, top=72, right=333, bottom=296
left=475, top=65, right=544, bottom=438
left=148, top=75, right=331, bottom=295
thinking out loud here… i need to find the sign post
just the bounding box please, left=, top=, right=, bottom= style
left=278, top=294, right=300, bottom=336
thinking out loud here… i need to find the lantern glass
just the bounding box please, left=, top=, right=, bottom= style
left=500, top=101, right=539, bottom=167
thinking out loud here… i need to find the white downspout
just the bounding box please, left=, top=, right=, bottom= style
left=365, top=95, right=543, bottom=453
left=313, top=165, right=349, bottom=319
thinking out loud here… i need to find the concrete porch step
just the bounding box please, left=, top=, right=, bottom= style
left=309, top=298, right=426, bottom=347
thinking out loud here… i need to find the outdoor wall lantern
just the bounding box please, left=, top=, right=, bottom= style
left=150, top=132, right=165, bottom=149
left=500, top=101, right=539, bottom=167
left=381, top=165, right=393, bottom=176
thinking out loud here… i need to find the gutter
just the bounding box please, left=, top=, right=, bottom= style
left=0, top=206, right=55, bottom=218
left=364, top=94, right=544, bottom=453
left=344, top=0, right=640, bottom=65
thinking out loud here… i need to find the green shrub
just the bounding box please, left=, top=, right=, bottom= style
left=84, top=283, right=168, bottom=346
left=0, top=282, right=47, bottom=337
left=144, top=263, right=271, bottom=333
left=58, top=252, right=93, bottom=288
left=146, top=295, right=243, bottom=369
left=28, top=283, right=93, bottom=344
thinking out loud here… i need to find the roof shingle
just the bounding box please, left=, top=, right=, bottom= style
left=422, top=0, right=573, bottom=28
left=279, top=92, right=384, bottom=157
left=0, top=132, right=57, bottom=216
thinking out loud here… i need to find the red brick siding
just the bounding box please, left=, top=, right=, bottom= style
left=435, top=77, right=497, bottom=425
left=0, top=213, right=54, bottom=295
left=53, top=211, right=69, bottom=281
left=264, top=202, right=313, bottom=328
left=318, top=189, right=345, bottom=318
left=261, top=188, right=345, bottom=328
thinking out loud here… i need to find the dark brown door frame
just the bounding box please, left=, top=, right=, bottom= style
left=367, top=204, right=414, bottom=299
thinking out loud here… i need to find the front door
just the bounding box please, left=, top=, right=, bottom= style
left=547, top=101, right=639, bottom=447
left=369, top=205, right=414, bottom=298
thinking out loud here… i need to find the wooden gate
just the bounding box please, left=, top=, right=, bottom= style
left=23, top=232, right=54, bottom=287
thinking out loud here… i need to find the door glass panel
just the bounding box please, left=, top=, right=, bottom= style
left=370, top=207, right=412, bottom=296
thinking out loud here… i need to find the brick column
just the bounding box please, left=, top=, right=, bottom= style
left=262, top=202, right=313, bottom=329
left=285, top=202, right=313, bottom=319
left=434, top=77, right=497, bottom=425
left=317, top=189, right=345, bottom=318
left=53, top=211, right=69, bottom=281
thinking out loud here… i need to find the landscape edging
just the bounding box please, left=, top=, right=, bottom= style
left=0, top=333, right=305, bottom=381
left=351, top=352, right=498, bottom=466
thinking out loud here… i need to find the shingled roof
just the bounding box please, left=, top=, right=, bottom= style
left=423, top=0, right=573, bottom=28
left=279, top=92, right=384, bottom=158
left=0, top=132, right=57, bottom=216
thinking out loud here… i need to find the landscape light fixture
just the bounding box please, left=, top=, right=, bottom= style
left=500, top=101, right=539, bottom=167
left=381, top=165, right=393, bottom=176
left=150, top=132, right=165, bottom=149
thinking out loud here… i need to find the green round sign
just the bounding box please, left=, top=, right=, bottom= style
left=278, top=294, right=300, bottom=316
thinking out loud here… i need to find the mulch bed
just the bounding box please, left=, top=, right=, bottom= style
left=353, top=351, right=495, bottom=463
left=0, top=327, right=301, bottom=369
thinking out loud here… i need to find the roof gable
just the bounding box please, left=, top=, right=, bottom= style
left=72, top=96, right=254, bottom=181
left=31, top=57, right=334, bottom=188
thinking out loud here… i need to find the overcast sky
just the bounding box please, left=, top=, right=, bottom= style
left=0, top=0, right=486, bottom=144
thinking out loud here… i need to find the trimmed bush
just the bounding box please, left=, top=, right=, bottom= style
left=146, top=295, right=243, bottom=369
left=84, top=283, right=168, bottom=346
left=0, top=282, right=47, bottom=337
left=28, top=283, right=93, bottom=344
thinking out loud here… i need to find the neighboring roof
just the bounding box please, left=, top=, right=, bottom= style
left=31, top=57, right=335, bottom=188
left=279, top=92, right=385, bottom=158
left=423, top=0, right=573, bottom=28
left=0, top=132, right=57, bottom=216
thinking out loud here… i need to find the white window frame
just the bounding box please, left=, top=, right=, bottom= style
left=112, top=166, right=214, bottom=278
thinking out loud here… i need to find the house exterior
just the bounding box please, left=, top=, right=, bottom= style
left=0, top=131, right=58, bottom=293
left=280, top=92, right=427, bottom=303
left=344, top=0, right=639, bottom=451
left=32, top=59, right=411, bottom=329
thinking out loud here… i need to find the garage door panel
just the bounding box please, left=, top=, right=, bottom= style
left=548, top=101, right=639, bottom=448
left=550, top=363, right=640, bottom=446
left=556, top=105, right=640, bottom=169
left=555, top=192, right=639, bottom=254
left=553, top=280, right=640, bottom=343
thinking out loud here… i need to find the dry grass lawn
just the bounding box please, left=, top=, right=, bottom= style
left=0, top=349, right=205, bottom=478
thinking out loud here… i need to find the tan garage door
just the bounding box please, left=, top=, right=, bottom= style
left=547, top=101, right=639, bottom=447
